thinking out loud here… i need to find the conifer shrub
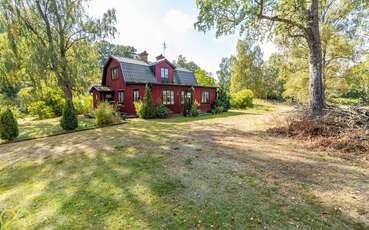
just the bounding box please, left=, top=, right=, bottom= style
left=230, top=89, right=254, bottom=108
left=183, top=96, right=192, bottom=117
left=155, top=103, right=170, bottom=118
left=0, top=108, right=19, bottom=141
left=60, top=100, right=78, bottom=130
left=142, top=84, right=155, bottom=118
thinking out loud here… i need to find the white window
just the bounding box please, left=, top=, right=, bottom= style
left=133, top=90, right=140, bottom=101
left=112, top=67, right=118, bottom=80
left=160, top=68, right=169, bottom=82
left=181, top=91, right=192, bottom=104
left=118, top=91, right=124, bottom=104
left=201, top=91, right=210, bottom=104
left=163, top=90, right=174, bottom=105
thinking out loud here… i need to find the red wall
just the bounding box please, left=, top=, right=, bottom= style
left=193, top=87, right=217, bottom=112
left=155, top=61, right=174, bottom=83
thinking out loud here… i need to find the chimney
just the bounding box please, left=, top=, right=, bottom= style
left=138, top=51, right=149, bottom=63
left=156, top=54, right=165, bottom=61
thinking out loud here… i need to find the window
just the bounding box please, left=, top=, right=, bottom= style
left=181, top=91, right=192, bottom=104
left=133, top=89, right=140, bottom=101
left=118, top=91, right=124, bottom=104
left=162, top=90, right=174, bottom=105
left=201, top=91, right=210, bottom=103
left=160, top=68, right=169, bottom=82
left=112, top=67, right=118, bottom=80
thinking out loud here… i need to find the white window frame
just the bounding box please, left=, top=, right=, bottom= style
left=133, top=89, right=140, bottom=101
left=118, top=91, right=124, bottom=104
left=163, top=90, right=174, bottom=105
left=181, top=91, right=192, bottom=104
left=201, top=91, right=210, bottom=104
left=112, top=67, right=118, bottom=80
left=160, top=67, right=169, bottom=82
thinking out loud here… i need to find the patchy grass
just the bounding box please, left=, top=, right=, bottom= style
left=0, top=101, right=368, bottom=229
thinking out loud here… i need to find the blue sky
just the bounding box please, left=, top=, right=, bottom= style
left=87, top=0, right=276, bottom=76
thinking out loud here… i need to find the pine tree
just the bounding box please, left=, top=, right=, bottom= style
left=142, top=84, right=154, bottom=119
left=0, top=108, right=19, bottom=141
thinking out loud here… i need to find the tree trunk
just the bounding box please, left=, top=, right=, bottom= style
left=306, top=0, right=325, bottom=116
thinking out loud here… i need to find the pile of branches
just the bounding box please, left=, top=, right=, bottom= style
left=268, top=105, right=369, bottom=161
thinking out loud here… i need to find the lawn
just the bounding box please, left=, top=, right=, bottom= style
left=0, top=101, right=368, bottom=229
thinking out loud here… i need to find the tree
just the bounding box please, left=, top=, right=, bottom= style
left=195, top=0, right=368, bottom=115
left=1, top=0, right=117, bottom=107
left=95, top=40, right=137, bottom=66
left=173, top=55, right=201, bottom=72
left=60, top=100, right=78, bottom=130
left=230, top=39, right=263, bottom=97
left=194, top=69, right=216, bottom=87
left=142, top=84, right=154, bottom=119
left=216, top=57, right=231, bottom=90
left=0, top=108, right=18, bottom=140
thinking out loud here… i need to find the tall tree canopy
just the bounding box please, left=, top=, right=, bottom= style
left=173, top=55, right=201, bottom=72
left=1, top=0, right=117, bottom=105
left=95, top=40, right=137, bottom=66
left=195, top=0, right=369, bottom=115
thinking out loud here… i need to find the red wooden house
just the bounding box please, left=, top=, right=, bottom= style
left=90, top=51, right=217, bottom=116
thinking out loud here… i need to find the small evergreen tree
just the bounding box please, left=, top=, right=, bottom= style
left=60, top=101, right=78, bottom=130
left=183, top=96, right=192, bottom=117
left=142, top=84, right=155, bottom=118
left=0, top=108, right=19, bottom=141
left=216, top=84, right=231, bottom=111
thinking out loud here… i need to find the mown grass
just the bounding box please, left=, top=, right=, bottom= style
left=0, top=100, right=367, bottom=229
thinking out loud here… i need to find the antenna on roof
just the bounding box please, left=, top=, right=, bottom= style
left=162, top=41, right=167, bottom=57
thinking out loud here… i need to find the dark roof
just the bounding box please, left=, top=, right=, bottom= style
left=102, top=56, right=198, bottom=86
left=89, top=85, right=113, bottom=93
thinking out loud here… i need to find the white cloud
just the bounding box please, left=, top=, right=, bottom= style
left=162, top=10, right=196, bottom=33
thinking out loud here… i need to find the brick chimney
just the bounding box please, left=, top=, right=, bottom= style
left=156, top=54, right=165, bottom=61
left=138, top=51, right=149, bottom=63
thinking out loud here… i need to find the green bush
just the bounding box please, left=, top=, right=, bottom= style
left=190, top=101, right=199, bottom=117
left=0, top=108, right=19, bottom=141
left=60, top=101, right=78, bottom=130
left=183, top=96, right=192, bottom=117
left=134, top=100, right=144, bottom=118
left=28, top=101, right=55, bottom=119
left=212, top=106, right=224, bottom=114
left=230, top=89, right=254, bottom=108
left=95, top=102, right=114, bottom=126
left=73, top=95, right=93, bottom=115
left=216, top=84, right=230, bottom=112
left=155, top=103, right=170, bottom=118
left=329, top=97, right=361, bottom=106
left=142, top=84, right=155, bottom=118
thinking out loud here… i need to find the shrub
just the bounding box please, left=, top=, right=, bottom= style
left=73, top=95, right=93, bottom=115
left=45, top=95, right=65, bottom=116
left=183, top=96, right=192, bottom=117
left=95, top=101, right=113, bottom=126
left=190, top=101, right=199, bottom=117
left=230, top=89, right=254, bottom=108
left=155, top=103, right=170, bottom=118
left=216, top=84, right=230, bottom=112
left=134, top=100, right=144, bottom=118
left=60, top=101, right=78, bottom=130
left=0, top=108, right=19, bottom=141
left=212, top=106, right=224, bottom=114
left=142, top=84, right=155, bottom=118
left=28, top=101, right=55, bottom=119
left=329, top=97, right=361, bottom=106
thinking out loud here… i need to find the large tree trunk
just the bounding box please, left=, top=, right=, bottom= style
left=306, top=0, right=325, bottom=116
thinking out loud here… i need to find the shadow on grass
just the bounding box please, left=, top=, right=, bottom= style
left=159, top=111, right=250, bottom=124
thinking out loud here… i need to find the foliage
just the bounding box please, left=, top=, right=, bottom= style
left=96, top=40, right=137, bottom=66
left=73, top=95, right=93, bottom=115
left=329, top=97, right=361, bottom=106
left=231, top=89, right=254, bottom=109
left=28, top=101, right=55, bottom=120
left=216, top=83, right=231, bottom=112
left=134, top=101, right=144, bottom=118
left=190, top=101, right=199, bottom=117
left=95, top=102, right=114, bottom=126
left=183, top=96, right=192, bottom=117
left=0, top=108, right=19, bottom=141
left=230, top=40, right=264, bottom=97
left=154, top=104, right=170, bottom=119
left=60, top=101, right=78, bottom=131
left=173, top=55, right=201, bottom=72
left=212, top=105, right=224, bottom=114
left=141, top=85, right=155, bottom=119
left=194, top=69, right=216, bottom=87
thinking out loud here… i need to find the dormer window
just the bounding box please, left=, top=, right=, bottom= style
left=112, top=67, right=118, bottom=80
left=160, top=67, right=169, bottom=83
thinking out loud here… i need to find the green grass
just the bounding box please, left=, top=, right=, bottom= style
left=0, top=100, right=367, bottom=229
